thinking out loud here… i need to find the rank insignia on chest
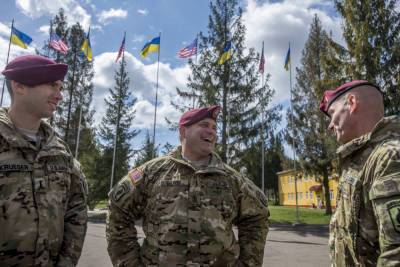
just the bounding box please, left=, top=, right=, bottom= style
left=129, top=168, right=142, bottom=185
left=388, top=200, right=400, bottom=233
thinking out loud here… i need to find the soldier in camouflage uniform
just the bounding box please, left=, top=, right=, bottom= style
left=107, top=105, right=269, bottom=267
left=320, top=80, right=400, bottom=266
left=0, top=55, right=88, bottom=266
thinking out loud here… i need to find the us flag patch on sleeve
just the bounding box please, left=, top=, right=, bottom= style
left=128, top=168, right=143, bottom=185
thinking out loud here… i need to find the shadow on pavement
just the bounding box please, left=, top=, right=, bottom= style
left=270, top=223, right=329, bottom=239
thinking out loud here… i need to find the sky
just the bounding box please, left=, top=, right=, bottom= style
left=0, top=0, right=345, bottom=156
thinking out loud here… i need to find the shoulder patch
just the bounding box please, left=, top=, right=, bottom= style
left=256, top=190, right=268, bottom=207
left=128, top=168, right=143, bottom=185
left=388, top=200, right=400, bottom=233
left=112, top=180, right=130, bottom=202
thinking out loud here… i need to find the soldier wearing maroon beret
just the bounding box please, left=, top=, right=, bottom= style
left=0, top=55, right=88, bottom=266
left=107, top=105, right=269, bottom=266
left=320, top=80, right=400, bottom=266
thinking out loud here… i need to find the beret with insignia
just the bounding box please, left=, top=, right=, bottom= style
left=319, top=80, right=382, bottom=117
left=179, top=105, right=221, bottom=127
left=2, top=54, right=68, bottom=86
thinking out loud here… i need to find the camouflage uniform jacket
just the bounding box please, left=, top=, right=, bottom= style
left=107, top=147, right=269, bottom=267
left=0, top=108, right=88, bottom=267
left=330, top=116, right=400, bottom=267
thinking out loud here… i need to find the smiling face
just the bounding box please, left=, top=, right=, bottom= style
left=180, top=118, right=217, bottom=161
left=14, top=80, right=63, bottom=119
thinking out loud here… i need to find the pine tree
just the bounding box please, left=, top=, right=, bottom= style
left=162, top=142, right=174, bottom=155
left=285, top=15, right=337, bottom=215
left=43, top=9, right=100, bottom=207
left=94, top=55, right=139, bottom=204
left=172, top=0, right=278, bottom=165
left=134, top=131, right=157, bottom=167
left=43, top=11, right=96, bottom=157
left=334, top=0, right=400, bottom=115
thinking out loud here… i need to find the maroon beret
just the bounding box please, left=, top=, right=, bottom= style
left=179, top=105, right=221, bottom=127
left=2, top=55, right=68, bottom=86
left=319, top=80, right=381, bottom=117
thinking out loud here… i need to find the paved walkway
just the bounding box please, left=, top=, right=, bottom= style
left=78, top=222, right=329, bottom=267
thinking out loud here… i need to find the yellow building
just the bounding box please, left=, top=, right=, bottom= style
left=277, top=169, right=339, bottom=208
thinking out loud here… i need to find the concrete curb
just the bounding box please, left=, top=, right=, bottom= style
left=88, top=210, right=107, bottom=223
left=88, top=210, right=329, bottom=233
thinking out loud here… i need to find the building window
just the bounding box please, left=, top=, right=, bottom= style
left=305, top=191, right=308, bottom=199
left=330, top=190, right=334, bottom=200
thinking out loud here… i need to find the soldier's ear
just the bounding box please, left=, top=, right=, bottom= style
left=346, top=93, right=358, bottom=115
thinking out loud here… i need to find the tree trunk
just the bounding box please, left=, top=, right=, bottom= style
left=322, top=168, right=332, bottom=215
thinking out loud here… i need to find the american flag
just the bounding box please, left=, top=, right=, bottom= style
left=178, top=38, right=197, bottom=58
left=49, top=33, right=69, bottom=54
left=259, top=43, right=265, bottom=74
left=115, top=34, right=125, bottom=62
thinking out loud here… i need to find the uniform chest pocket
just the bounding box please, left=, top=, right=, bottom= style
left=202, top=180, right=236, bottom=221
left=45, top=163, right=71, bottom=203
left=338, top=175, right=362, bottom=228
left=0, top=163, right=33, bottom=200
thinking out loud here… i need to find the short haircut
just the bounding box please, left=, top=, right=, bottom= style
left=5, top=78, right=13, bottom=100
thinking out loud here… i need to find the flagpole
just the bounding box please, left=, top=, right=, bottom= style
left=226, top=53, right=231, bottom=164
left=110, top=31, right=125, bottom=190
left=192, top=33, right=198, bottom=108
left=261, top=41, right=265, bottom=194
left=64, top=49, right=78, bottom=142
left=75, top=89, right=83, bottom=158
left=1, top=19, right=14, bottom=107
left=47, top=21, right=52, bottom=57
left=288, top=42, right=300, bottom=224
left=152, top=32, right=161, bottom=158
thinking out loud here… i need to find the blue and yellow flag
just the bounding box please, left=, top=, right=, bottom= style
left=140, top=36, right=160, bottom=58
left=284, top=46, right=291, bottom=71
left=218, top=41, right=232, bottom=65
left=81, top=28, right=93, bottom=61
left=11, top=26, right=32, bottom=49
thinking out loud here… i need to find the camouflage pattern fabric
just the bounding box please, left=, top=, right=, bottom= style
left=107, top=147, right=269, bottom=267
left=330, top=116, right=400, bottom=267
left=0, top=108, right=88, bottom=266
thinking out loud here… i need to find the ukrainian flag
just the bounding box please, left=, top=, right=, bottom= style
left=140, top=36, right=160, bottom=58
left=218, top=41, right=232, bottom=65
left=284, top=46, right=291, bottom=71
left=11, top=26, right=32, bottom=49
left=81, top=28, right=93, bottom=61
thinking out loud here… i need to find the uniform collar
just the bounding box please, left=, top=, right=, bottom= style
left=169, top=146, right=229, bottom=174
left=0, top=107, right=61, bottom=150
left=337, top=115, right=400, bottom=159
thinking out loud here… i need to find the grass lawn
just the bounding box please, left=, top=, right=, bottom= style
left=94, top=200, right=108, bottom=210
left=93, top=202, right=331, bottom=224
left=269, top=205, right=332, bottom=225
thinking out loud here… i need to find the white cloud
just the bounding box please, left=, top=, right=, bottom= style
left=242, top=0, right=343, bottom=110
left=15, top=0, right=92, bottom=31
left=38, top=25, right=50, bottom=35
left=0, top=23, right=10, bottom=37
left=137, top=9, right=148, bottom=16
left=98, top=8, right=128, bottom=25
left=132, top=35, right=145, bottom=46
left=92, top=52, right=190, bottom=130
